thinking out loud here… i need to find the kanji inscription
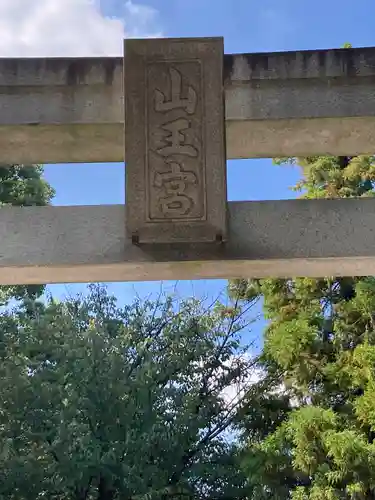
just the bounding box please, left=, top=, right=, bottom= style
left=155, top=67, right=197, bottom=114
left=125, top=37, right=227, bottom=244
left=147, top=62, right=203, bottom=221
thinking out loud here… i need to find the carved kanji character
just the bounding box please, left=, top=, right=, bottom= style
left=157, top=118, right=198, bottom=158
left=155, top=67, right=197, bottom=114
left=154, top=161, right=197, bottom=217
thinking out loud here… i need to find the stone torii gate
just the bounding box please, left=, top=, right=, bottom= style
left=1, top=37, right=375, bottom=285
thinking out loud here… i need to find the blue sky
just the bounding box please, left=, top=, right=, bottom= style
left=40, top=0, right=375, bottom=345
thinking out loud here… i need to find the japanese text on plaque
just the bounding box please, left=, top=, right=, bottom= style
left=147, top=63, right=204, bottom=220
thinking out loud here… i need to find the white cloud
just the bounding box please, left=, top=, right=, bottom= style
left=220, top=354, right=263, bottom=407
left=0, top=0, right=161, bottom=57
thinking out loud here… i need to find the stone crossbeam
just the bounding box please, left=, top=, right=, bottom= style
left=1, top=199, right=375, bottom=285
left=1, top=46, right=375, bottom=164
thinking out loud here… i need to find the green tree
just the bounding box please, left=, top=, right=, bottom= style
left=0, top=284, right=256, bottom=499
left=0, top=164, right=55, bottom=304
left=231, top=155, right=375, bottom=499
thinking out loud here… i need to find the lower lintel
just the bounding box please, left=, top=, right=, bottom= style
left=0, top=199, right=375, bottom=284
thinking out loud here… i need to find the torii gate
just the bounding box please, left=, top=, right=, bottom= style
left=1, top=37, right=375, bottom=285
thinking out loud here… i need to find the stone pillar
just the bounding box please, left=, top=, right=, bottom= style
left=124, top=37, right=227, bottom=244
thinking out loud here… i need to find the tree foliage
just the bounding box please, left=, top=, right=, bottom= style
left=231, top=155, right=375, bottom=499
left=0, top=284, right=256, bottom=499
left=0, top=164, right=55, bottom=305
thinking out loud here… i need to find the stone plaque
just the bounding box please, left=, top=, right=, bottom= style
left=124, top=37, right=227, bottom=244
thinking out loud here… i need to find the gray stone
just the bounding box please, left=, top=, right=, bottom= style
left=1, top=200, right=375, bottom=284
left=2, top=47, right=375, bottom=163
left=124, top=37, right=227, bottom=244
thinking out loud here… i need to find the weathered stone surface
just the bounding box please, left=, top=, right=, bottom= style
left=1, top=200, right=375, bottom=284
left=2, top=47, right=375, bottom=163
left=124, top=37, right=227, bottom=244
